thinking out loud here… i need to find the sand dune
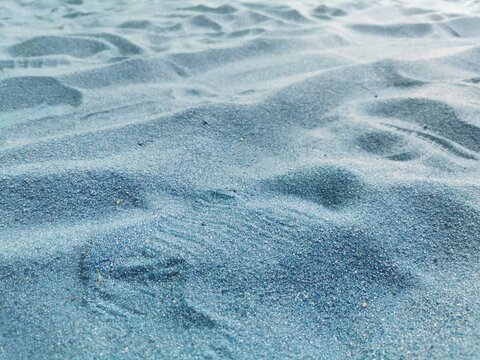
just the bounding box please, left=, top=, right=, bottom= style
left=0, top=0, right=479, bottom=359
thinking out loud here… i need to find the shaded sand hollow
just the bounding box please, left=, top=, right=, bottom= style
left=0, top=0, right=479, bottom=359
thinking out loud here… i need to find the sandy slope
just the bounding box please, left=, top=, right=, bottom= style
left=0, top=0, right=479, bottom=358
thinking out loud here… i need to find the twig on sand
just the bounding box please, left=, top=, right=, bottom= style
left=96, top=269, right=102, bottom=286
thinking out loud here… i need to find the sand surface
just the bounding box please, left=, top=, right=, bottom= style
left=0, top=0, right=479, bottom=358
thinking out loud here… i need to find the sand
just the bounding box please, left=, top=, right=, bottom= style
left=0, top=0, right=479, bottom=358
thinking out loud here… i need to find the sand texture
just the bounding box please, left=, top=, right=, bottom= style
left=0, top=0, right=479, bottom=358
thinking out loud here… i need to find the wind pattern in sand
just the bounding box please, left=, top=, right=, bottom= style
left=0, top=0, right=479, bottom=358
